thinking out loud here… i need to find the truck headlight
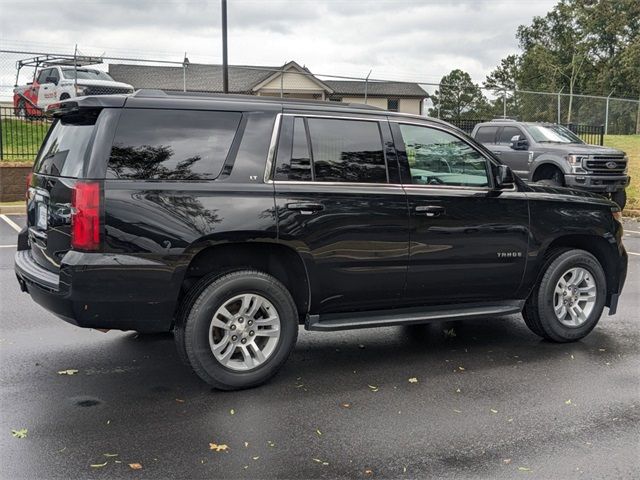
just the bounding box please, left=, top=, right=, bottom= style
left=623, top=155, right=629, bottom=174
left=566, top=154, right=588, bottom=174
left=74, top=85, right=88, bottom=96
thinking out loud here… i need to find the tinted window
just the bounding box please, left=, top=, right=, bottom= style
left=107, top=109, right=241, bottom=180
left=48, top=68, right=59, bottom=82
left=400, top=124, right=490, bottom=187
left=307, top=118, right=386, bottom=183
left=475, top=126, right=498, bottom=143
left=33, top=111, right=99, bottom=178
left=275, top=117, right=312, bottom=181
left=498, top=126, right=524, bottom=144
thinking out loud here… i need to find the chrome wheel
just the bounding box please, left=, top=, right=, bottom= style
left=208, top=293, right=281, bottom=371
left=553, top=267, right=597, bottom=327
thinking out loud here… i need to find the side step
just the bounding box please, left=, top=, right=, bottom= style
left=306, top=301, right=524, bottom=331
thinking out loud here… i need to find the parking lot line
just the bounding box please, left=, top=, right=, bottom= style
left=0, top=245, right=17, bottom=248
left=625, top=229, right=640, bottom=235
left=0, top=214, right=22, bottom=233
left=629, top=252, right=640, bottom=256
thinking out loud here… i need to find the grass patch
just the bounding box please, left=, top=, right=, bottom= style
left=1, top=117, right=50, bottom=162
left=603, top=135, right=639, bottom=211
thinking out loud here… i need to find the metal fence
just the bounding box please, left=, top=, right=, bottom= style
left=1, top=47, right=638, bottom=162
left=448, top=118, right=605, bottom=146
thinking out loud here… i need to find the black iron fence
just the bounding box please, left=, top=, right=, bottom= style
left=447, top=118, right=605, bottom=146
left=0, top=106, right=51, bottom=162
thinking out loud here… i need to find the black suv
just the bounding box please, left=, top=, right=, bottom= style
left=15, top=91, right=628, bottom=390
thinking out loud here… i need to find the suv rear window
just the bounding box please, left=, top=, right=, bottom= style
left=107, top=109, right=241, bottom=180
left=33, top=111, right=99, bottom=178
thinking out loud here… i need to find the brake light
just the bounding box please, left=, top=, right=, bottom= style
left=71, top=181, right=101, bottom=251
left=25, top=172, right=32, bottom=200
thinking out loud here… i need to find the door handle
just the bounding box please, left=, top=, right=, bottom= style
left=286, top=202, right=324, bottom=215
left=492, top=151, right=502, bottom=155
left=415, top=205, right=445, bottom=217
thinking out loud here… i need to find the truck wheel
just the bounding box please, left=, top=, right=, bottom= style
left=523, top=249, right=606, bottom=342
left=60, top=93, right=70, bottom=101
left=536, top=170, right=564, bottom=187
left=610, top=190, right=626, bottom=210
left=176, top=270, right=298, bottom=390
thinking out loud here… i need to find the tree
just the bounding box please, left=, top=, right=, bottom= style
left=429, top=69, right=488, bottom=121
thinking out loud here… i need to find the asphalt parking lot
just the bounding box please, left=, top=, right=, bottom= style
left=0, top=214, right=638, bottom=480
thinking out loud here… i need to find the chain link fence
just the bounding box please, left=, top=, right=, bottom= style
left=1, top=48, right=638, bottom=161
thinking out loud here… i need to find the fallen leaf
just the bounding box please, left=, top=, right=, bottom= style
left=570, top=355, right=574, bottom=359
left=367, top=384, right=379, bottom=392
left=252, top=456, right=260, bottom=460
left=103, top=453, right=118, bottom=457
left=267, top=440, right=275, bottom=448
left=453, top=409, right=462, bottom=413
left=565, top=399, right=572, bottom=405
left=456, top=388, right=461, bottom=393
left=443, top=328, right=456, bottom=338
left=518, top=466, right=531, bottom=472
left=90, top=461, right=108, bottom=468
left=503, top=458, right=512, bottom=464
left=11, top=429, right=27, bottom=439
left=508, top=418, right=514, bottom=422
left=230, top=409, right=235, bottom=415
left=598, top=348, right=606, bottom=352
left=244, top=442, right=249, bottom=448
left=403, top=466, right=407, bottom=473
left=490, top=408, right=498, bottom=414
left=175, top=398, right=185, bottom=403
left=340, top=402, right=352, bottom=408
left=408, top=377, right=418, bottom=384
left=129, top=463, right=143, bottom=470
left=316, top=429, right=322, bottom=436
left=364, top=468, right=374, bottom=475
left=57, top=369, right=79, bottom=376
left=458, top=366, right=465, bottom=371
left=209, top=443, right=229, bottom=452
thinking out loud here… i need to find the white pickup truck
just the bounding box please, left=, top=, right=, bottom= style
left=13, top=65, right=134, bottom=117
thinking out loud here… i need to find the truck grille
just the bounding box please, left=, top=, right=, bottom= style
left=83, top=86, right=133, bottom=96
left=584, top=155, right=626, bottom=175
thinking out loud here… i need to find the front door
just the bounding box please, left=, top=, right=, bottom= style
left=391, top=121, right=530, bottom=305
left=273, top=113, right=409, bottom=314
left=36, top=68, right=59, bottom=109
left=492, top=125, right=531, bottom=179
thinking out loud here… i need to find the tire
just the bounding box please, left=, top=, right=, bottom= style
left=523, top=249, right=606, bottom=342
left=536, top=170, right=564, bottom=187
left=176, top=270, right=298, bottom=390
left=60, top=93, right=71, bottom=101
left=610, top=190, right=627, bottom=210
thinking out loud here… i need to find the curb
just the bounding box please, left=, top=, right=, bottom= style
left=0, top=204, right=25, bottom=215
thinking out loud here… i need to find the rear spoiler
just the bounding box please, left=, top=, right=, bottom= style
left=46, top=96, right=127, bottom=117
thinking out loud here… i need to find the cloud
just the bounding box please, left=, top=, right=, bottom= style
left=0, top=0, right=557, bottom=94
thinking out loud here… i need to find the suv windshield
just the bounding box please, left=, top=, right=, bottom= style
left=525, top=124, right=583, bottom=144
left=61, top=68, right=114, bottom=81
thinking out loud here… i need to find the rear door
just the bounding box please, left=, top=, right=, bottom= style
left=272, top=113, right=409, bottom=314
left=27, top=107, right=114, bottom=273
left=391, top=120, right=529, bottom=305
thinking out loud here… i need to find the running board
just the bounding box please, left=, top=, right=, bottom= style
left=305, top=301, right=525, bottom=331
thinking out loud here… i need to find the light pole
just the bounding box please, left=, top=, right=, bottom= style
left=221, top=0, right=228, bottom=94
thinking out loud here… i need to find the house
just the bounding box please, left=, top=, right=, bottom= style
left=108, top=60, right=427, bottom=115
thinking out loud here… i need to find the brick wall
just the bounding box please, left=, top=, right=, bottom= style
left=0, top=163, right=32, bottom=202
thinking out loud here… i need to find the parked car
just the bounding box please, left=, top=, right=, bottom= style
left=470, top=120, right=630, bottom=209
left=13, top=65, right=134, bottom=118
left=15, top=92, right=628, bottom=390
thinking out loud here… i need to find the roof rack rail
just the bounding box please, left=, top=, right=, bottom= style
left=490, top=117, right=518, bottom=122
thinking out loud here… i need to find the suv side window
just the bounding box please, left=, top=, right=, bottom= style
left=107, top=109, right=241, bottom=180
left=497, top=126, right=524, bottom=144
left=399, top=124, right=490, bottom=188
left=48, top=68, right=59, bottom=84
left=475, top=126, right=498, bottom=144
left=275, top=117, right=312, bottom=181
left=307, top=118, right=387, bottom=183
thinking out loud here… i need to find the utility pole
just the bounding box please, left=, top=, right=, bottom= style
left=221, top=0, right=229, bottom=94
left=364, top=70, right=372, bottom=104
left=604, top=89, right=614, bottom=135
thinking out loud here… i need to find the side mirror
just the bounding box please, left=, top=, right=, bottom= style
left=495, top=164, right=515, bottom=189
left=45, top=76, right=58, bottom=85
left=510, top=135, right=528, bottom=150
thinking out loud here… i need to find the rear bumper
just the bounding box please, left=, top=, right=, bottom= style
left=15, top=248, right=180, bottom=333
left=564, top=174, right=629, bottom=192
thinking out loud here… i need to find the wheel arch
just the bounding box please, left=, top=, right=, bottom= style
left=531, top=159, right=566, bottom=182
left=537, top=234, right=619, bottom=306
left=176, top=241, right=311, bottom=324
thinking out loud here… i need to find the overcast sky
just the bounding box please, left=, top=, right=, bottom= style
left=0, top=0, right=557, bottom=88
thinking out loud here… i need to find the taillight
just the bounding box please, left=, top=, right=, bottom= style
left=71, top=181, right=101, bottom=251
left=25, top=172, right=32, bottom=200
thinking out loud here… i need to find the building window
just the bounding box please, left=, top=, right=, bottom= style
left=387, top=98, right=399, bottom=112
